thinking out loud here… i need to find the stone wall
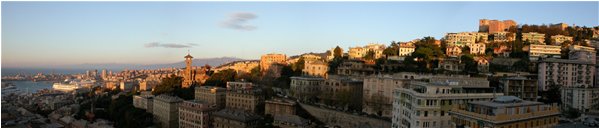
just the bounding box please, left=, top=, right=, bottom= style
left=299, top=103, right=391, bottom=128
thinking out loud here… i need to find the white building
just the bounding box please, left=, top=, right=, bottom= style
left=562, top=87, right=599, bottom=113
left=528, top=44, right=561, bottom=61
left=391, top=80, right=501, bottom=128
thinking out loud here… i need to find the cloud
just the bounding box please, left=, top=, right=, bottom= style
left=220, top=12, right=258, bottom=31
left=144, top=42, right=197, bottom=48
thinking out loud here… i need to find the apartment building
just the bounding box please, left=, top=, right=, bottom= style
left=153, top=95, right=183, bottom=128
left=444, top=32, right=488, bottom=47
left=522, top=32, right=546, bottom=44
left=562, top=87, right=599, bottom=113
left=178, top=100, right=216, bottom=128
left=391, top=80, right=501, bottom=128
left=260, top=53, right=287, bottom=72
left=212, top=109, right=261, bottom=128
left=499, top=76, right=538, bottom=101
left=348, top=43, right=386, bottom=59
left=290, top=76, right=324, bottom=102
left=264, top=98, right=296, bottom=116
left=303, top=60, right=328, bottom=78
left=450, top=96, right=560, bottom=128
left=492, top=32, right=516, bottom=42
left=551, top=35, right=573, bottom=45
left=195, top=86, right=226, bottom=109
left=528, top=44, right=561, bottom=61
left=226, top=88, right=264, bottom=113
left=398, top=42, right=416, bottom=56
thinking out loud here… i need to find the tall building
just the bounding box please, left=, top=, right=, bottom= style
left=290, top=76, right=324, bottom=102
left=362, top=73, right=430, bottom=118
left=153, top=95, right=183, bottom=128
left=195, top=86, right=227, bottom=109
left=538, top=58, right=595, bottom=91
left=522, top=32, right=546, bottom=44
left=181, top=53, right=212, bottom=88
left=499, top=76, right=538, bottom=101
left=179, top=100, right=216, bottom=128
left=212, top=109, right=261, bottom=128
left=260, top=53, right=287, bottom=73
left=101, top=69, right=107, bottom=80
left=133, top=93, right=154, bottom=113
left=183, top=53, right=195, bottom=88
left=562, top=87, right=599, bottom=113
left=391, top=80, right=501, bottom=128
left=450, top=96, right=560, bottom=128
left=479, top=19, right=517, bottom=34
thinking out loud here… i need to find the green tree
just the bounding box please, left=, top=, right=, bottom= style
left=328, top=57, right=344, bottom=74
left=363, top=50, right=376, bottom=60
left=152, top=74, right=183, bottom=95
left=204, top=69, right=237, bottom=87
left=460, top=54, right=478, bottom=74
left=333, top=46, right=343, bottom=58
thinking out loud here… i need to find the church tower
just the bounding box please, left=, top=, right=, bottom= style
left=182, top=52, right=194, bottom=88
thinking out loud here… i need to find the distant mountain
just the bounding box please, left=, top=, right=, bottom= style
left=63, top=57, right=245, bottom=70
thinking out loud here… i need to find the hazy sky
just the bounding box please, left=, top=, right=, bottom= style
left=2, top=2, right=598, bottom=68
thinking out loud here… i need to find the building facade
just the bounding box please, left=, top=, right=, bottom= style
left=195, top=86, right=227, bottom=109
left=303, top=60, right=328, bottom=78
left=499, top=76, right=538, bottom=101
left=444, top=32, right=488, bottom=47
left=468, top=43, right=486, bottom=55
left=226, top=88, right=264, bottom=113
left=522, top=32, right=546, bottom=44
left=538, top=58, right=595, bottom=91
left=153, top=95, right=183, bottom=128
left=562, top=87, right=599, bottom=113
left=179, top=100, right=216, bottom=128
left=479, top=19, right=517, bottom=34
left=398, top=43, right=416, bottom=56
left=290, top=76, right=324, bottom=102
left=450, top=96, right=560, bottom=128
left=336, top=60, right=376, bottom=77
left=391, top=80, right=501, bottom=128
left=260, top=53, right=287, bottom=73
left=551, top=35, right=573, bottom=45
left=492, top=32, right=516, bottom=42
left=528, top=44, right=561, bottom=61
left=319, top=75, right=363, bottom=108
left=446, top=46, right=462, bottom=57
left=265, top=98, right=296, bottom=116
left=348, top=43, right=386, bottom=60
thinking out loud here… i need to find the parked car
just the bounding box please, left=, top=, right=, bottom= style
left=583, top=118, right=598, bottom=127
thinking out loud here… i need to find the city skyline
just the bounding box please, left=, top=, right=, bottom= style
left=2, top=1, right=598, bottom=68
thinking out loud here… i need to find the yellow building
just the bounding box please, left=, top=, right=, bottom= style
left=302, top=60, right=328, bottom=78
left=522, top=32, right=546, bottom=44
left=450, top=96, right=560, bottom=128
left=398, top=42, right=415, bottom=56
left=260, top=53, right=287, bottom=73
left=551, top=35, right=573, bottom=45
left=348, top=43, right=386, bottom=60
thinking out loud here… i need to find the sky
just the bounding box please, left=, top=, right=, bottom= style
left=2, top=1, right=598, bottom=68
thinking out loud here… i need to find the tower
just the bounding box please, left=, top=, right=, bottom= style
left=182, top=52, right=194, bottom=88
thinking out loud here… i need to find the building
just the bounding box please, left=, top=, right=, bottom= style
left=450, top=96, right=560, bottom=128
left=265, top=98, right=296, bottom=116
left=474, top=57, right=489, bottom=73
left=179, top=100, right=216, bottom=128
left=446, top=46, right=462, bottom=57
left=562, top=87, right=599, bottom=113
left=195, top=86, right=227, bottom=109
left=398, top=42, right=415, bottom=56
left=226, top=88, right=264, bottom=113
left=336, top=60, right=376, bottom=77
left=133, top=93, right=154, bottom=113
left=226, top=81, right=254, bottom=90
left=479, top=19, right=517, bottom=34
left=438, top=57, right=464, bottom=72
left=290, top=76, right=324, bottom=102
left=260, top=53, right=287, bottom=73
left=153, top=95, right=183, bottom=128
left=538, top=58, right=595, bottom=91
left=468, top=43, right=486, bottom=55
left=499, top=76, right=538, bottom=101
left=319, top=75, right=363, bottom=108
left=492, top=32, right=516, bottom=42
left=528, top=44, right=561, bottom=61
left=551, top=22, right=569, bottom=30
left=348, top=43, right=386, bottom=60
left=391, top=80, right=502, bottom=128
left=551, top=35, right=573, bottom=45
left=363, top=73, right=427, bottom=118
left=302, top=60, right=328, bottom=78
left=119, top=81, right=135, bottom=91
left=212, top=109, right=261, bottom=128
left=182, top=53, right=211, bottom=88
left=444, top=32, right=488, bottom=47
left=569, top=45, right=596, bottom=62
left=522, top=32, right=546, bottom=44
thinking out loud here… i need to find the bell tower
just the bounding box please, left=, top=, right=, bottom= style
left=183, top=51, right=194, bottom=88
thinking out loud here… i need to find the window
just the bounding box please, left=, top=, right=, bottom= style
left=424, top=111, right=428, bottom=117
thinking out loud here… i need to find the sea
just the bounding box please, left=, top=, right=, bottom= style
left=2, top=68, right=90, bottom=76
left=1, top=81, right=54, bottom=95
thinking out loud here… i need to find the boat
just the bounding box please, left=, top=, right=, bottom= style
left=53, top=79, right=82, bottom=92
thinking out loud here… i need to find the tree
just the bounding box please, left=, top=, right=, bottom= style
left=204, top=69, right=237, bottom=87
left=152, top=74, right=182, bottom=95
left=460, top=54, right=478, bottom=74
left=462, top=46, right=471, bottom=54
left=291, top=57, right=305, bottom=75
left=328, top=57, right=344, bottom=74
left=333, top=46, right=343, bottom=58
left=363, top=50, right=376, bottom=60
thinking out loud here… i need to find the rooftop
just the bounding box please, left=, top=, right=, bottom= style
left=540, top=58, right=595, bottom=65
left=213, top=109, right=261, bottom=122
left=469, top=96, right=543, bottom=108
left=154, top=94, right=183, bottom=103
